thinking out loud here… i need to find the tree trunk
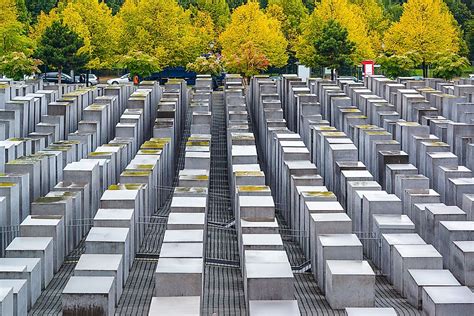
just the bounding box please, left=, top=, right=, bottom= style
left=422, top=61, right=428, bottom=78
left=331, top=68, right=335, bottom=81
left=87, top=69, right=90, bottom=87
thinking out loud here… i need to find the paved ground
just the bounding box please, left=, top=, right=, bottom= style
left=29, top=91, right=420, bottom=315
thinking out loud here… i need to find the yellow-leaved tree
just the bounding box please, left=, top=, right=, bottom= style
left=383, top=0, right=462, bottom=77
left=219, top=0, right=288, bottom=80
left=194, top=0, right=230, bottom=34
left=350, top=0, right=390, bottom=55
left=296, top=0, right=375, bottom=70
left=118, top=0, right=214, bottom=68
left=31, top=0, right=122, bottom=69
left=0, top=0, right=32, bottom=55
left=266, top=0, right=308, bottom=56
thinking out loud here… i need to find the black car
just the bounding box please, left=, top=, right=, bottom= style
left=145, top=67, right=197, bottom=86
left=40, top=72, right=75, bottom=84
left=145, top=67, right=224, bottom=89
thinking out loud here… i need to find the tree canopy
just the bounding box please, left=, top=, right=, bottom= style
left=296, top=0, right=375, bottom=68
left=431, top=52, right=471, bottom=80
left=31, top=0, right=122, bottom=69
left=25, top=0, right=57, bottom=20
left=1, top=0, right=471, bottom=80
left=35, top=20, right=89, bottom=74
left=383, top=0, right=461, bottom=76
left=266, top=0, right=308, bottom=56
left=219, top=1, right=287, bottom=78
left=194, top=0, right=231, bottom=33
left=0, top=0, right=33, bottom=55
left=0, top=51, right=42, bottom=80
left=117, top=50, right=163, bottom=78
left=119, top=0, right=214, bottom=68
left=312, top=19, right=356, bottom=79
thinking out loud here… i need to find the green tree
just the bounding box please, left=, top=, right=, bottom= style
left=177, top=0, right=194, bottom=8
left=24, top=0, right=57, bottom=19
left=117, top=50, right=164, bottom=78
left=226, top=0, right=245, bottom=9
left=466, top=19, right=474, bottom=61
left=0, top=51, right=42, bottom=80
left=385, top=3, right=404, bottom=21
left=312, top=19, right=356, bottom=79
left=296, top=0, right=375, bottom=68
left=35, top=20, right=89, bottom=84
left=444, top=0, right=472, bottom=29
left=15, top=0, right=30, bottom=24
left=302, top=0, right=315, bottom=11
left=105, top=0, right=125, bottom=14
left=377, top=52, right=422, bottom=78
left=431, top=52, right=471, bottom=79
left=31, top=0, right=123, bottom=70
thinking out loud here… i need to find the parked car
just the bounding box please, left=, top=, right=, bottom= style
left=74, top=73, right=99, bottom=85
left=107, top=74, right=131, bottom=85
left=41, top=72, right=74, bottom=84
left=145, top=67, right=197, bottom=86
left=469, top=74, right=474, bottom=79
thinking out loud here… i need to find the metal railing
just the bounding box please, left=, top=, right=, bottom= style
left=0, top=225, right=19, bottom=257
left=355, top=231, right=383, bottom=275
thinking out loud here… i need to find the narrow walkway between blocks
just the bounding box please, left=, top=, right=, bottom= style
left=203, top=91, right=246, bottom=315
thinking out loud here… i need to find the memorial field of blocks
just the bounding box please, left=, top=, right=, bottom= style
left=0, top=72, right=473, bottom=315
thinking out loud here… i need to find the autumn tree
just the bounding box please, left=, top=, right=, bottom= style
left=219, top=1, right=287, bottom=80
left=312, top=20, right=356, bottom=80
left=351, top=0, right=390, bottom=54
left=186, top=54, right=223, bottom=75
left=0, top=52, right=42, bottom=80
left=31, top=0, right=122, bottom=70
left=35, top=20, right=89, bottom=84
left=0, top=0, right=33, bottom=55
left=266, top=0, right=308, bottom=57
left=296, top=0, right=375, bottom=69
left=194, top=0, right=230, bottom=33
left=119, top=0, right=214, bottom=68
left=383, top=0, right=462, bottom=77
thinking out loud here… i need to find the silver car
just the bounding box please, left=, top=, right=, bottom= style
left=75, top=74, right=99, bottom=85
left=107, top=74, right=131, bottom=85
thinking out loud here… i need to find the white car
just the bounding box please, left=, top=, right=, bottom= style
left=469, top=74, right=474, bottom=79
left=75, top=74, right=99, bottom=85
left=107, top=74, right=130, bottom=85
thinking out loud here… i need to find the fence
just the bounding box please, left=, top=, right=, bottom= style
left=0, top=225, right=19, bottom=257
left=355, top=231, right=383, bottom=275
